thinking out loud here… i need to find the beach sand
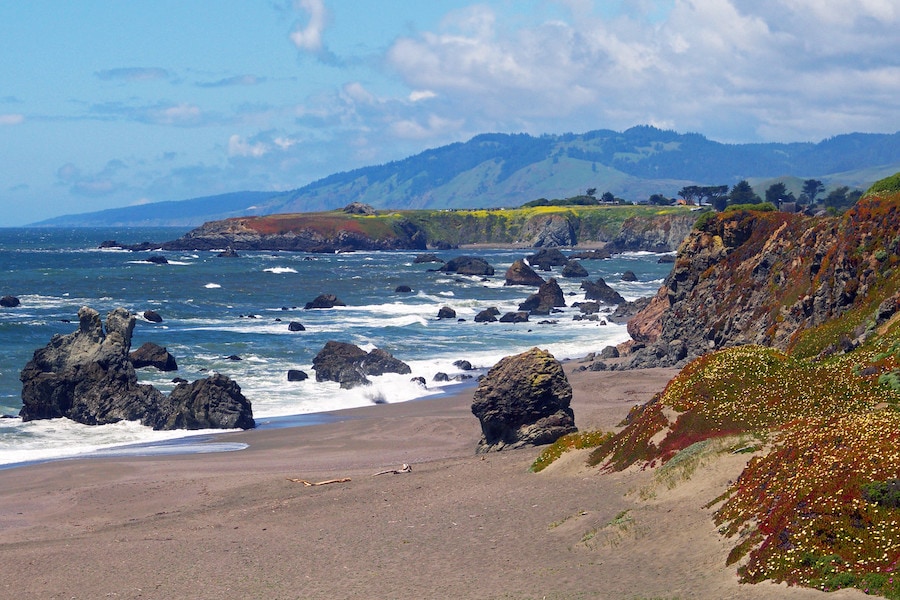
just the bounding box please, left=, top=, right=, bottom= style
left=0, top=365, right=864, bottom=600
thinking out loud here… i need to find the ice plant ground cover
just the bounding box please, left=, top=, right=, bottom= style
left=579, top=179, right=900, bottom=596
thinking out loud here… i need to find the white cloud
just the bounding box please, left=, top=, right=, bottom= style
left=384, top=0, right=900, bottom=142
left=290, top=0, right=328, bottom=52
left=228, top=134, right=269, bottom=158
left=409, top=90, right=437, bottom=102
left=149, top=103, right=203, bottom=126
left=0, top=113, right=24, bottom=125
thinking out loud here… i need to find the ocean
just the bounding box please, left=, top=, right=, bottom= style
left=0, top=227, right=671, bottom=467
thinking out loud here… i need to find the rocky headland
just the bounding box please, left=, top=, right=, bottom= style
left=106, top=203, right=698, bottom=254
left=619, top=194, right=900, bottom=368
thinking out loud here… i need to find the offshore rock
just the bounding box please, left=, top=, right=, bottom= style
left=304, top=293, right=346, bottom=309
left=471, top=348, right=576, bottom=453
left=18, top=307, right=253, bottom=430
left=312, top=341, right=411, bottom=389
left=1, top=295, right=21, bottom=308
left=519, top=278, right=565, bottom=315
left=129, top=342, right=178, bottom=372
left=504, top=259, right=545, bottom=286
left=561, top=260, right=589, bottom=278
left=474, top=307, right=500, bottom=322
left=527, top=248, right=568, bottom=271
left=438, top=256, right=495, bottom=276
left=581, top=277, right=626, bottom=305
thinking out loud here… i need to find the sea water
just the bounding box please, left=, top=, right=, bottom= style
left=0, top=227, right=671, bottom=467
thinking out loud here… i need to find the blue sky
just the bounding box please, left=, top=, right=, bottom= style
left=1, top=0, right=898, bottom=226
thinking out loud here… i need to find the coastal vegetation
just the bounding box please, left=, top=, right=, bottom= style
left=563, top=176, right=900, bottom=597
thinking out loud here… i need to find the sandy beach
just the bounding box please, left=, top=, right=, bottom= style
left=0, top=364, right=864, bottom=600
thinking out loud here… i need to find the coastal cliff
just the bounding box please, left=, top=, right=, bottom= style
left=159, top=204, right=698, bottom=252
left=624, top=192, right=900, bottom=367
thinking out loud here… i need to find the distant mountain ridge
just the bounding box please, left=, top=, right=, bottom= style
left=33, top=126, right=900, bottom=227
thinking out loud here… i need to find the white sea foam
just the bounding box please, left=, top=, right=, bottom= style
left=204, top=283, right=221, bottom=288
left=263, top=267, right=297, bottom=274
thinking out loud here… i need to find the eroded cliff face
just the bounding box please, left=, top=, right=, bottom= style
left=605, top=212, right=697, bottom=253
left=624, top=195, right=900, bottom=368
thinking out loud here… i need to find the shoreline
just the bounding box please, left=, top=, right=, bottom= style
left=0, top=364, right=864, bottom=599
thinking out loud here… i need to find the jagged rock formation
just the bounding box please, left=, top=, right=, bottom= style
left=19, top=307, right=254, bottom=430
left=471, top=348, right=576, bottom=453
left=312, top=341, right=411, bottom=389
left=624, top=196, right=900, bottom=368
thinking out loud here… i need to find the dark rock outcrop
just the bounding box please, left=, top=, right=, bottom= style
left=519, top=278, right=565, bottom=315
left=438, top=256, right=495, bottom=276
left=18, top=307, right=254, bottom=430
left=304, top=294, right=346, bottom=309
left=475, top=307, right=500, bottom=322
left=146, top=255, right=168, bottom=264
left=143, top=310, right=163, bottom=323
left=504, top=259, right=545, bottom=286
left=287, top=369, right=308, bottom=382
left=414, top=253, right=444, bottom=264
left=561, top=260, right=589, bottom=278
left=159, top=374, right=254, bottom=430
left=437, top=306, right=457, bottom=320
left=217, top=247, right=240, bottom=258
left=1, top=295, right=20, bottom=307
left=312, top=341, right=411, bottom=389
left=129, top=342, right=178, bottom=372
left=527, top=248, right=568, bottom=270
left=395, top=285, right=413, bottom=293
left=343, top=202, right=376, bottom=215
left=288, top=321, right=306, bottom=331
left=581, top=278, right=626, bottom=305
left=471, top=348, right=576, bottom=453
left=622, top=270, right=637, bottom=282
left=499, top=311, right=530, bottom=323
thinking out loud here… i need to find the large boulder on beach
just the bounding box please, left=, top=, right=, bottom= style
left=438, top=256, right=495, bottom=276
left=471, top=348, right=576, bottom=453
left=312, top=341, right=411, bottom=389
left=18, top=306, right=254, bottom=431
left=505, top=259, right=545, bottom=286
left=129, top=342, right=178, bottom=371
left=157, top=374, right=254, bottom=430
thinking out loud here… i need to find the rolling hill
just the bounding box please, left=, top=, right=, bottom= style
left=32, top=126, right=900, bottom=227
